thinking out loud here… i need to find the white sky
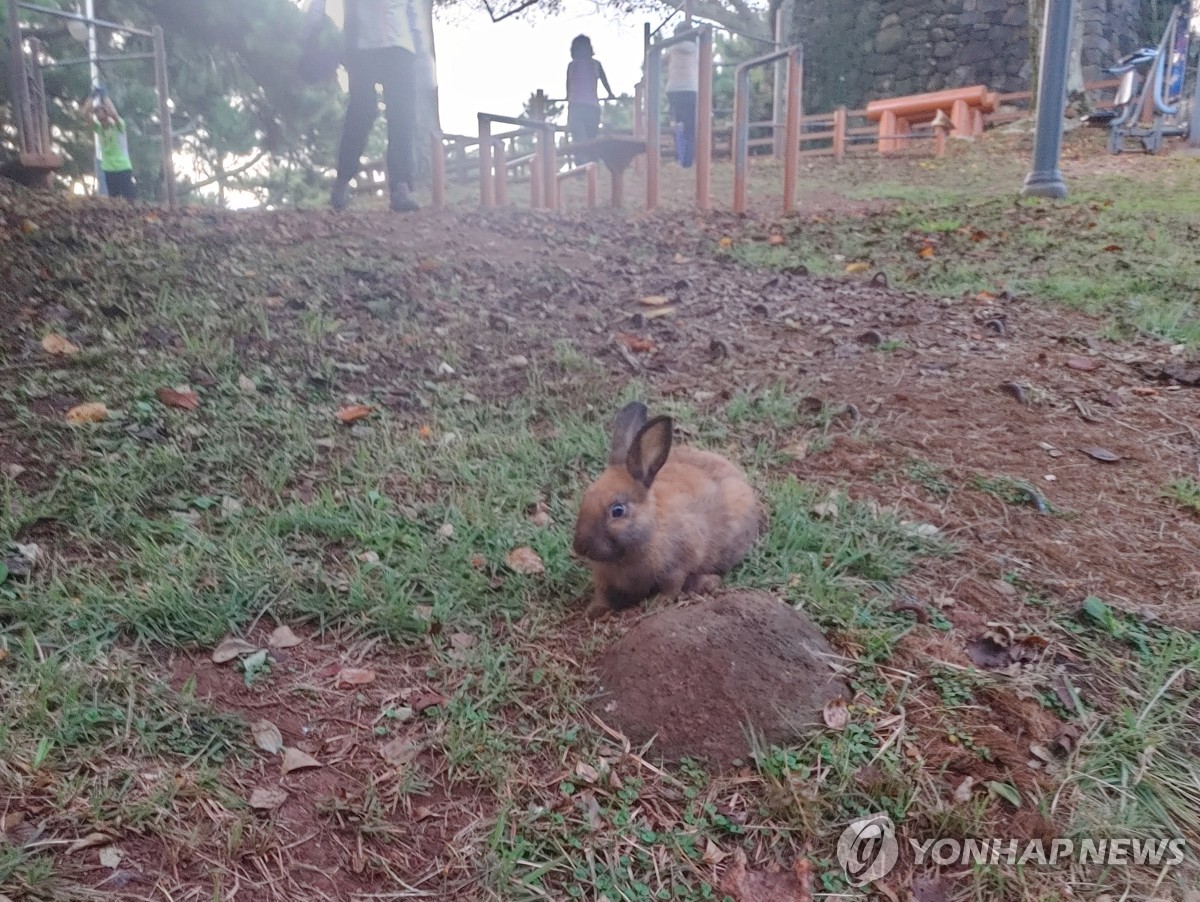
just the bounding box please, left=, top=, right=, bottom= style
left=433, top=0, right=657, bottom=134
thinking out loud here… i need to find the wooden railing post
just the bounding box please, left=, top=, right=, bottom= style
left=152, top=26, right=176, bottom=210
left=493, top=138, right=508, bottom=206
left=782, top=49, right=801, bottom=214
left=431, top=134, right=446, bottom=208
left=833, top=106, right=846, bottom=161
left=478, top=115, right=493, bottom=207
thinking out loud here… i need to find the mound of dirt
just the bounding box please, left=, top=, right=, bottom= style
left=593, top=591, right=847, bottom=768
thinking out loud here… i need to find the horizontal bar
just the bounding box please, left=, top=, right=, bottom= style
left=734, top=46, right=798, bottom=76
left=542, top=97, right=627, bottom=105
left=556, top=163, right=596, bottom=179
left=15, top=3, right=154, bottom=37
left=477, top=112, right=553, bottom=131
left=46, top=52, right=155, bottom=67
left=650, top=24, right=709, bottom=51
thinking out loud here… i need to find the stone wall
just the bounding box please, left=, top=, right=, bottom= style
left=791, top=0, right=1151, bottom=114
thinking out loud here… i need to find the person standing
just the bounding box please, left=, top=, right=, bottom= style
left=83, top=89, right=137, bottom=201
left=665, top=23, right=699, bottom=168
left=566, top=35, right=615, bottom=161
left=317, top=0, right=435, bottom=213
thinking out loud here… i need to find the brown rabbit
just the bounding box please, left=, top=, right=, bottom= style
left=572, top=401, right=762, bottom=618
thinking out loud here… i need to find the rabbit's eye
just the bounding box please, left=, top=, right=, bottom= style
left=609, top=502, right=627, bottom=519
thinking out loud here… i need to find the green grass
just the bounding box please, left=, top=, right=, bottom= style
left=4, top=145, right=1200, bottom=899
left=736, top=140, right=1200, bottom=347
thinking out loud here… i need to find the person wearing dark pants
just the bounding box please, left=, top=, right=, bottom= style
left=318, top=0, right=430, bottom=213
left=665, top=24, right=699, bottom=168
left=336, top=46, right=417, bottom=211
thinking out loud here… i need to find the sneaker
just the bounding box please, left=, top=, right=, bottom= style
left=330, top=180, right=351, bottom=212
left=389, top=185, right=420, bottom=213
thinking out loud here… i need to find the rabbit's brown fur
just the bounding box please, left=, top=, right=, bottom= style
left=572, top=402, right=762, bottom=618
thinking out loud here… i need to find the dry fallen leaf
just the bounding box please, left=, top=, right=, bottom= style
left=251, top=719, right=284, bottom=754
left=411, top=692, right=449, bottom=713
left=267, top=625, right=302, bottom=649
left=42, top=333, right=80, bottom=356
left=952, top=775, right=975, bottom=803
left=702, top=837, right=729, bottom=865
left=97, top=846, right=123, bottom=869
left=718, top=236, right=733, bottom=249
left=637, top=294, right=669, bottom=307
left=67, top=832, right=111, bottom=854
left=1102, top=243, right=1122, bottom=252
left=211, top=637, right=258, bottom=664
left=574, top=761, right=600, bottom=783
left=1080, top=446, right=1121, bottom=463
left=379, top=737, right=419, bottom=767
left=335, top=667, right=377, bottom=689
left=810, top=500, right=839, bottom=520
left=1065, top=356, right=1101, bottom=371
left=280, top=747, right=322, bottom=775
left=65, top=402, right=108, bottom=424
left=249, top=787, right=289, bottom=811
left=822, top=697, right=850, bottom=730
left=767, top=234, right=785, bottom=246
left=615, top=332, right=656, bottom=353
left=506, top=546, right=545, bottom=575
left=156, top=386, right=199, bottom=410
left=337, top=404, right=374, bottom=424
left=450, top=632, right=477, bottom=650
left=918, top=245, right=935, bottom=259
left=844, top=261, right=870, bottom=274
left=642, top=305, right=676, bottom=319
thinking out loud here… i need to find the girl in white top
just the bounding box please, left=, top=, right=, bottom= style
left=665, top=24, right=700, bottom=168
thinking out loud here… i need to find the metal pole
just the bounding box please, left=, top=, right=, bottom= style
left=152, top=26, right=176, bottom=210
left=7, top=0, right=32, bottom=155
left=696, top=26, right=712, bottom=210
left=772, top=8, right=785, bottom=158
left=1022, top=0, right=1073, bottom=198
left=733, top=66, right=748, bottom=214
left=85, top=0, right=107, bottom=192
left=646, top=43, right=661, bottom=209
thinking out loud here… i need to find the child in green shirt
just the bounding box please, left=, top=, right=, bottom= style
left=84, top=90, right=138, bottom=201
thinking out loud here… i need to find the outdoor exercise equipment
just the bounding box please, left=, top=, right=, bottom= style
left=1085, top=3, right=1200, bottom=154
left=477, top=112, right=557, bottom=210
left=732, top=45, right=801, bottom=215
left=644, top=24, right=713, bottom=210
left=6, top=2, right=176, bottom=207
left=865, top=86, right=996, bottom=154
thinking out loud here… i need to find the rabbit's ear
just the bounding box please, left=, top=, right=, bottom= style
left=609, top=401, right=649, bottom=465
left=626, top=416, right=672, bottom=487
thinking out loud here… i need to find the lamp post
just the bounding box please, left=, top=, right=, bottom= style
left=1022, top=0, right=1073, bottom=198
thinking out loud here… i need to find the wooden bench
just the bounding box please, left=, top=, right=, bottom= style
left=865, top=86, right=998, bottom=154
